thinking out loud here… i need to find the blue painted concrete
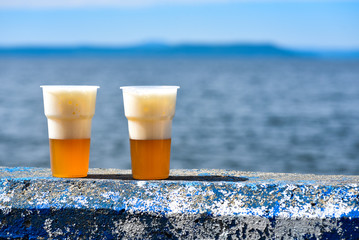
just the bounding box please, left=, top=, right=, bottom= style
left=0, top=167, right=358, bottom=239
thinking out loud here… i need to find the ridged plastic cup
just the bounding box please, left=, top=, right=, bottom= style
left=121, top=86, right=179, bottom=180
left=41, top=85, right=99, bottom=178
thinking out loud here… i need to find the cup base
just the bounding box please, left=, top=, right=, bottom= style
left=52, top=174, right=88, bottom=178
left=132, top=174, right=169, bottom=180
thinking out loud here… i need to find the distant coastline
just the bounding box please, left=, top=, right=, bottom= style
left=0, top=43, right=358, bottom=59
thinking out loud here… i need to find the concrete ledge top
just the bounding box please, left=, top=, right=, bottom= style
left=1, top=167, right=359, bottom=239
left=1, top=166, right=358, bottom=185
left=2, top=166, right=359, bottom=183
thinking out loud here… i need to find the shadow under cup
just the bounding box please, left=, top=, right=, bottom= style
left=41, top=85, right=99, bottom=178
left=121, top=86, right=179, bottom=180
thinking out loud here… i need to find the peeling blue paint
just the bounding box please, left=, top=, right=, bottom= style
left=0, top=167, right=33, bottom=173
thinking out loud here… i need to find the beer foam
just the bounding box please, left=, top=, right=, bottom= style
left=121, top=86, right=179, bottom=140
left=127, top=119, right=172, bottom=140
left=41, top=86, right=99, bottom=139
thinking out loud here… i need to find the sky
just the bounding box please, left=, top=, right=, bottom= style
left=0, top=0, right=358, bottom=49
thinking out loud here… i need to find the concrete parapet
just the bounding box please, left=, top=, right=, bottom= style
left=0, top=167, right=358, bottom=239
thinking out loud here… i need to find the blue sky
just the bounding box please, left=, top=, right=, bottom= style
left=0, top=1, right=358, bottom=49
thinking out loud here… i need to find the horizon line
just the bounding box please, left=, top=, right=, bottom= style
left=0, top=42, right=358, bottom=51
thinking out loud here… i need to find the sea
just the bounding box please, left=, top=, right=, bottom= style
left=0, top=56, right=359, bottom=175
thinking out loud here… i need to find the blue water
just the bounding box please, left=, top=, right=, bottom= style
left=0, top=57, right=358, bottom=175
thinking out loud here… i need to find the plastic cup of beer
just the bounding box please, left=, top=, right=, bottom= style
left=41, top=85, right=99, bottom=178
left=121, top=86, right=179, bottom=180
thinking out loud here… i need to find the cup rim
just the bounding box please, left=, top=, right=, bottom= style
left=41, top=85, right=100, bottom=89
left=120, top=86, right=179, bottom=90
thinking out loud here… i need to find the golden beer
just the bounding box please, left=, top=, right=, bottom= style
left=49, top=138, right=90, bottom=178
left=130, top=139, right=171, bottom=180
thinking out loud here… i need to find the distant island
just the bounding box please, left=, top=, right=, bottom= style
left=0, top=43, right=358, bottom=58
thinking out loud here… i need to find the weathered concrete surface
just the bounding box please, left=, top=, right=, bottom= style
left=0, top=167, right=358, bottom=239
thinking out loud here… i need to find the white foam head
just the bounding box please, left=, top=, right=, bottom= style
left=41, top=85, right=99, bottom=139
left=121, top=86, right=179, bottom=140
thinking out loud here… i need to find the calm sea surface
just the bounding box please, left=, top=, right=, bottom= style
left=0, top=57, right=358, bottom=175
